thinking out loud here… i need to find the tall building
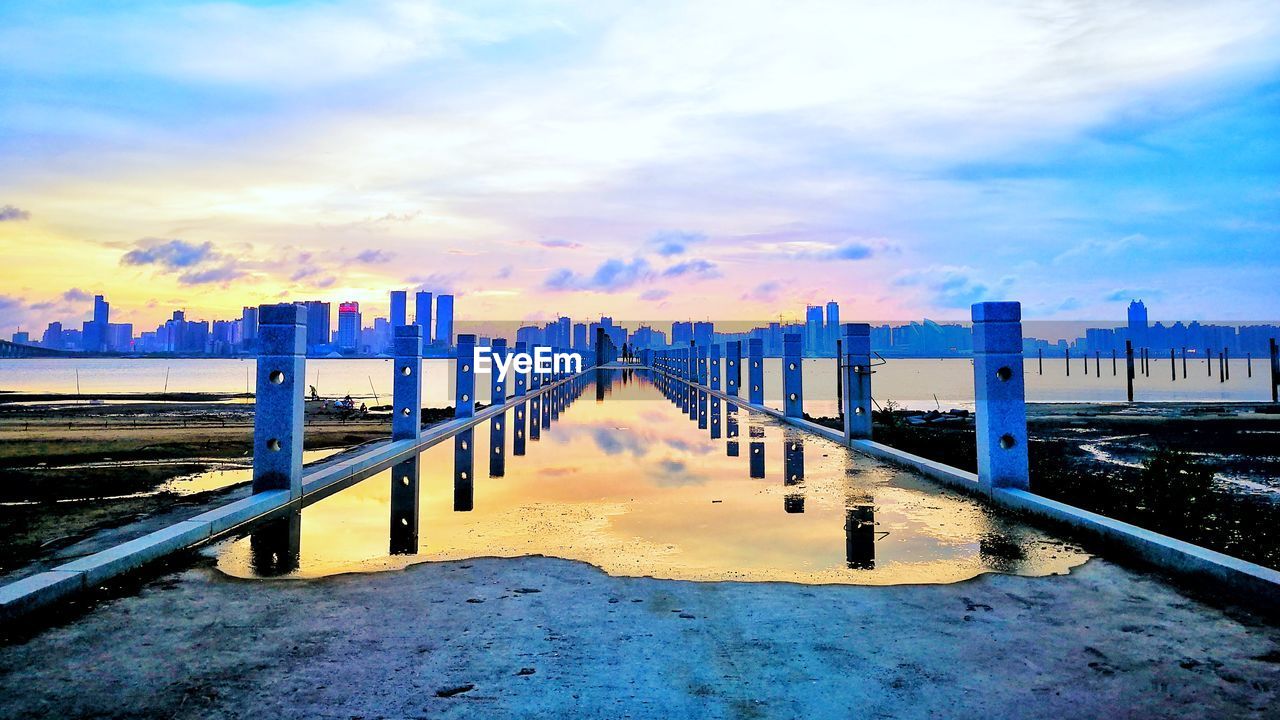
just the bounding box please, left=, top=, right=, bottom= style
left=301, top=301, right=330, bottom=353
left=671, top=321, right=693, bottom=346
left=573, top=322, right=588, bottom=350
left=41, top=321, right=63, bottom=349
left=12, top=331, right=29, bottom=344
left=414, top=291, right=433, bottom=344
left=389, top=290, right=407, bottom=328
left=825, top=300, right=840, bottom=354
left=805, top=305, right=824, bottom=355
left=693, top=321, right=714, bottom=349
left=435, top=294, right=454, bottom=347
left=337, top=302, right=361, bottom=353
left=84, top=294, right=110, bottom=351
left=240, top=306, right=258, bottom=352
left=1127, top=300, right=1148, bottom=347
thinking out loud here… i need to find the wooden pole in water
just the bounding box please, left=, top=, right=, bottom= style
left=1084, top=347, right=1088, bottom=375
left=1247, top=353, right=1252, bottom=378
left=1219, top=352, right=1225, bottom=383
left=1038, top=347, right=1043, bottom=375
left=1095, top=351, right=1100, bottom=378
left=1112, top=349, right=1117, bottom=376
left=1207, top=347, right=1212, bottom=376
left=1224, top=347, right=1230, bottom=381
left=1170, top=348, right=1175, bottom=382
left=1181, top=347, right=1187, bottom=379
left=1125, top=340, right=1135, bottom=402
left=1270, top=338, right=1278, bottom=402
left=1066, top=347, right=1070, bottom=377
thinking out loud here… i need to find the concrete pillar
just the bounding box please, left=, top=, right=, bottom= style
left=748, top=338, right=764, bottom=405
left=455, top=334, right=476, bottom=418
left=749, top=438, right=765, bottom=478
left=453, top=429, right=474, bottom=512
left=709, top=344, right=721, bottom=391
left=783, top=333, right=803, bottom=418
left=710, top=397, right=722, bottom=439
left=725, top=340, right=741, bottom=396
left=389, top=456, right=419, bottom=555
left=490, top=413, right=505, bottom=477
left=841, top=323, right=872, bottom=440
left=972, top=302, right=1029, bottom=492
left=514, top=341, right=528, bottom=397
left=392, top=325, right=423, bottom=441
left=253, top=303, right=306, bottom=498
left=490, top=338, right=508, bottom=405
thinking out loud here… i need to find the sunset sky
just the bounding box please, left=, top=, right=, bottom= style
left=2, top=0, right=1278, bottom=332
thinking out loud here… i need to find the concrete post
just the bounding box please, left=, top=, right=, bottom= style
left=490, top=338, right=508, bottom=405
left=389, top=456, right=419, bottom=555
left=748, top=338, right=764, bottom=405
left=253, top=303, right=306, bottom=498
left=725, top=341, right=741, bottom=396
left=710, top=344, right=721, bottom=391
left=972, top=302, right=1029, bottom=492
left=513, top=401, right=527, bottom=456
left=785, top=439, right=804, bottom=485
left=749, top=438, right=765, bottom=478
left=455, top=334, right=476, bottom=418
left=783, top=333, right=803, bottom=418
left=392, top=325, right=423, bottom=441
left=710, top=397, right=722, bottom=439
left=841, top=323, right=872, bottom=440
left=490, top=413, right=505, bottom=478
left=514, top=341, right=528, bottom=397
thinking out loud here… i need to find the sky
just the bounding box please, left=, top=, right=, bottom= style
left=1, top=0, right=1278, bottom=333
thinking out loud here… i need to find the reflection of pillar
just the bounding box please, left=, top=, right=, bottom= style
left=253, top=304, right=306, bottom=498
left=784, top=495, right=805, bottom=514
left=710, top=397, right=722, bottom=439
left=529, top=397, right=542, bottom=441
left=392, top=324, right=423, bottom=441
left=542, top=382, right=553, bottom=428
left=513, top=401, right=527, bottom=456
left=784, top=439, right=804, bottom=485
left=749, top=439, right=765, bottom=478
left=489, top=414, right=506, bottom=478
left=455, top=334, right=476, bottom=417
left=249, top=509, right=301, bottom=576
left=748, top=338, right=764, bottom=405
left=972, top=302, right=1029, bottom=491
left=845, top=505, right=875, bottom=569
left=783, top=333, right=803, bottom=418
left=389, top=457, right=419, bottom=555
left=454, top=429, right=474, bottom=511
left=596, top=368, right=606, bottom=401
left=727, top=441, right=740, bottom=457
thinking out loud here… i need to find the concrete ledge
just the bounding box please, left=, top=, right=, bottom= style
left=647, top=365, right=1280, bottom=603
left=59, top=521, right=212, bottom=588
left=0, top=372, right=587, bottom=621
left=0, top=571, right=85, bottom=621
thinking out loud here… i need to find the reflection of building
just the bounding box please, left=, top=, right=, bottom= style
left=337, top=301, right=361, bottom=353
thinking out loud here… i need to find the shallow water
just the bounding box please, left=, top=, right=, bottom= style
left=210, top=370, right=1089, bottom=585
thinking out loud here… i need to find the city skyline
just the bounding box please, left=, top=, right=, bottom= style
left=2, top=1, right=1279, bottom=331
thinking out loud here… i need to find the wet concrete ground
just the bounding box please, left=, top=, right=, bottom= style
left=0, top=554, right=1275, bottom=719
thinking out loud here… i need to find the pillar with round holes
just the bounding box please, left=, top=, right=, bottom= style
left=454, top=429, right=474, bottom=511
left=392, top=324, right=423, bottom=441
left=514, top=341, right=529, bottom=397
left=455, top=334, right=476, bottom=418
left=725, top=340, right=741, bottom=396
left=972, top=301, right=1029, bottom=491
left=252, top=303, right=307, bottom=498
left=748, top=338, right=764, bottom=405
left=490, top=338, right=508, bottom=405
left=783, top=333, right=803, bottom=418
left=842, top=323, right=872, bottom=440
left=389, top=456, right=419, bottom=554
left=709, top=344, right=721, bottom=391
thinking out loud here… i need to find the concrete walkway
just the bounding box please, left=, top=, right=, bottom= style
left=1, top=555, right=1275, bottom=719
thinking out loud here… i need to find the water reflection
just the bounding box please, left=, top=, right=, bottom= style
left=213, top=371, right=1089, bottom=585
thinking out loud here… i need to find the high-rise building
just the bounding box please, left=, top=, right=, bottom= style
left=240, top=306, right=258, bottom=352
left=42, top=321, right=63, bottom=349
left=573, top=322, right=587, bottom=350
left=337, top=302, right=361, bottom=353
left=825, top=300, right=840, bottom=354
left=1127, top=300, right=1148, bottom=347
left=390, top=290, right=407, bottom=328
left=693, top=321, right=714, bottom=349
left=300, top=301, right=330, bottom=353
left=805, top=305, right=824, bottom=355
left=12, top=331, right=29, bottom=344
left=435, top=294, right=454, bottom=347
left=83, top=294, right=111, bottom=351
left=671, top=321, right=692, bottom=346
left=414, top=291, right=433, bottom=344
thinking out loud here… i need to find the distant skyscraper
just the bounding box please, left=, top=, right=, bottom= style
left=301, top=301, right=330, bottom=352
left=671, top=321, right=692, bottom=346
left=42, top=321, right=63, bottom=349
left=414, top=291, right=433, bottom=344
left=1128, top=300, right=1149, bottom=346
left=389, top=290, right=407, bottom=328
left=435, top=294, right=454, bottom=347
left=573, top=322, right=587, bottom=350
left=12, top=331, right=29, bottom=344
left=337, top=301, right=361, bottom=353
left=693, top=321, right=714, bottom=349
left=84, top=294, right=110, bottom=351
left=825, top=300, right=840, bottom=354
left=805, top=305, right=824, bottom=355
left=240, top=306, right=258, bottom=351
left=556, top=316, right=571, bottom=349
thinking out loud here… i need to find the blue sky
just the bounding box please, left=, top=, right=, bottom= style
left=1, top=0, right=1278, bottom=330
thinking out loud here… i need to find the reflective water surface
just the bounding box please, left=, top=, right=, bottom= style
left=211, top=370, right=1089, bottom=584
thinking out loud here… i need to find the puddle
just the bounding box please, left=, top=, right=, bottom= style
left=211, top=370, right=1089, bottom=584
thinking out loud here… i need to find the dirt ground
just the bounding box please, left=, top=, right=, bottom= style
left=0, top=553, right=1275, bottom=719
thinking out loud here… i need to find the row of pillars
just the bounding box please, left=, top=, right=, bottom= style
left=650, top=302, right=1030, bottom=492
left=250, top=303, right=580, bottom=500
